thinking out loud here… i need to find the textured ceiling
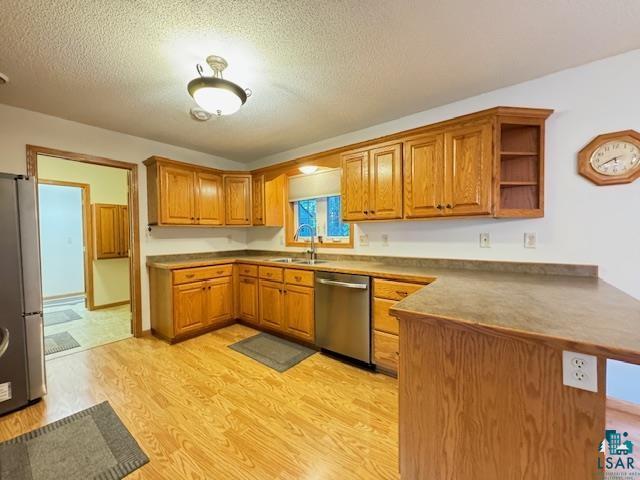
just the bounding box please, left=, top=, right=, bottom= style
left=1, top=1, right=640, bottom=163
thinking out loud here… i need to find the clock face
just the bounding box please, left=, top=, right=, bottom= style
left=589, top=140, right=640, bottom=176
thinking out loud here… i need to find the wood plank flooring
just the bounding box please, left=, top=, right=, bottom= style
left=0, top=324, right=399, bottom=479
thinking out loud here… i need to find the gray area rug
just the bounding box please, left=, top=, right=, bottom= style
left=43, top=309, right=82, bottom=326
left=229, top=333, right=316, bottom=372
left=44, top=332, right=81, bottom=355
left=0, top=401, right=149, bottom=479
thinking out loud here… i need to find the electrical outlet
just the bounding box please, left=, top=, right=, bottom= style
left=562, top=351, right=598, bottom=392
left=479, top=233, right=490, bottom=248
left=381, top=234, right=389, bottom=247
left=524, top=232, right=536, bottom=249
left=359, top=234, right=369, bottom=247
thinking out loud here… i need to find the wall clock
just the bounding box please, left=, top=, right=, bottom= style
left=578, top=130, right=640, bottom=185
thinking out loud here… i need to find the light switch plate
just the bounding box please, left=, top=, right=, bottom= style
left=359, top=234, right=369, bottom=247
left=479, top=233, right=490, bottom=248
left=381, top=234, right=389, bottom=247
left=524, top=232, right=536, bottom=249
left=562, top=351, right=598, bottom=392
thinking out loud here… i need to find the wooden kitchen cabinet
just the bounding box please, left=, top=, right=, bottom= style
left=224, top=174, right=251, bottom=225
left=257, top=267, right=315, bottom=342
left=159, top=164, right=197, bottom=224
left=341, top=143, right=402, bottom=221
left=372, top=277, right=429, bottom=376
left=403, top=122, right=492, bottom=218
left=238, top=275, right=259, bottom=325
left=149, top=264, right=234, bottom=342
left=93, top=203, right=129, bottom=259
left=173, top=281, right=206, bottom=335
left=259, top=279, right=285, bottom=329
left=283, top=283, right=314, bottom=342
left=252, top=174, right=285, bottom=227
left=196, top=172, right=224, bottom=225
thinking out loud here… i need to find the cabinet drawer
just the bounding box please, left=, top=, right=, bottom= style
left=374, top=331, right=399, bottom=373
left=284, top=268, right=314, bottom=287
left=373, top=297, right=399, bottom=335
left=373, top=278, right=424, bottom=301
left=259, top=266, right=284, bottom=282
left=173, top=264, right=232, bottom=285
left=238, top=264, right=258, bottom=277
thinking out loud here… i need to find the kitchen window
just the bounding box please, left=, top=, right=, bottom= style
left=286, top=168, right=353, bottom=247
left=293, top=196, right=350, bottom=243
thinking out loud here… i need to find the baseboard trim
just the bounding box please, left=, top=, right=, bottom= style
left=93, top=300, right=130, bottom=311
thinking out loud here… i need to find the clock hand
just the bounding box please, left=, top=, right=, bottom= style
left=599, top=156, right=619, bottom=167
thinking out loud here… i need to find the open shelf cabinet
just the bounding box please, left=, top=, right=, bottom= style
left=495, top=118, right=546, bottom=217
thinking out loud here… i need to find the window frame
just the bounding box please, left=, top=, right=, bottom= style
left=285, top=196, right=354, bottom=249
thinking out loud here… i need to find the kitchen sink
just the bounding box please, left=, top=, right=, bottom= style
left=293, top=259, right=329, bottom=265
left=268, top=257, right=296, bottom=263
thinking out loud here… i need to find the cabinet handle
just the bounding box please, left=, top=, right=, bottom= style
left=216, top=270, right=223, bottom=274
left=436, top=204, right=444, bottom=210
left=266, top=273, right=272, bottom=277
left=186, top=274, right=195, bottom=279
left=363, top=210, right=369, bottom=214
left=446, top=204, right=452, bottom=209
left=370, top=210, right=376, bottom=214
left=294, top=276, right=302, bottom=281
left=396, top=290, right=408, bottom=297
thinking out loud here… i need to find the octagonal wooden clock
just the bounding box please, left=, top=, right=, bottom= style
left=578, top=130, right=640, bottom=185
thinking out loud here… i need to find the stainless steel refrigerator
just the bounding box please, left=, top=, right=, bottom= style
left=0, top=173, right=46, bottom=415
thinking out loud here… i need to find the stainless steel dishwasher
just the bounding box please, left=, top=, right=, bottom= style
left=315, top=271, right=371, bottom=364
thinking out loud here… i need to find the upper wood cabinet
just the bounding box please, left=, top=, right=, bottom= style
left=404, top=122, right=492, bottom=218
left=93, top=203, right=129, bottom=259
left=196, top=172, right=224, bottom=225
left=252, top=174, right=285, bottom=227
left=224, top=174, right=251, bottom=225
left=341, top=143, right=402, bottom=221
left=159, top=164, right=197, bottom=224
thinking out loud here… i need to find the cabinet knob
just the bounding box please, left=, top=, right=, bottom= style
left=396, top=290, right=408, bottom=297
left=186, top=274, right=195, bottom=279
left=446, top=204, right=452, bottom=209
left=436, top=205, right=444, bottom=210
left=363, top=210, right=369, bottom=214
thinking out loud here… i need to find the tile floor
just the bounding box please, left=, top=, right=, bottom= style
left=43, top=297, right=132, bottom=360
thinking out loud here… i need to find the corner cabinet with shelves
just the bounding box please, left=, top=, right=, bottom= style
left=341, top=107, right=552, bottom=222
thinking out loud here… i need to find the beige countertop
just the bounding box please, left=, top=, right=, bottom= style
left=146, top=253, right=640, bottom=364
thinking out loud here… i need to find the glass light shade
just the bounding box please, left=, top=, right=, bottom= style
left=193, top=87, right=243, bottom=115
left=299, top=165, right=319, bottom=175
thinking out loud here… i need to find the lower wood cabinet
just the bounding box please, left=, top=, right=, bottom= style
left=258, top=267, right=315, bottom=342
left=372, top=278, right=428, bottom=375
left=237, top=275, right=259, bottom=325
left=149, top=264, right=234, bottom=342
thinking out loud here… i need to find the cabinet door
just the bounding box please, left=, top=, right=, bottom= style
left=284, top=284, right=314, bottom=342
left=160, top=165, right=196, bottom=224
left=224, top=175, right=251, bottom=225
left=197, top=172, right=224, bottom=225
left=173, top=281, right=206, bottom=335
left=93, top=204, right=120, bottom=259
left=368, top=144, right=403, bottom=219
left=259, top=280, right=284, bottom=330
left=238, top=276, right=258, bottom=324
left=119, top=205, right=129, bottom=257
left=404, top=134, right=445, bottom=218
left=444, top=123, right=493, bottom=216
left=252, top=175, right=265, bottom=225
left=205, top=277, right=233, bottom=325
left=341, top=150, right=369, bottom=221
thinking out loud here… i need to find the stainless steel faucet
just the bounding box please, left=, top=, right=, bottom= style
left=294, top=223, right=317, bottom=262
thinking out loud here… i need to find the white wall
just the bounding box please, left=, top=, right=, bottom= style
left=247, top=49, right=640, bottom=303
left=38, top=184, right=85, bottom=297
left=0, top=103, right=247, bottom=330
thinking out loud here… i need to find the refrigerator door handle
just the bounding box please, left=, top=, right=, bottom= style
left=24, top=314, right=46, bottom=400
left=17, top=177, right=43, bottom=314
left=0, top=329, right=9, bottom=358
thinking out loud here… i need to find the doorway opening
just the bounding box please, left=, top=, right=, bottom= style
left=27, top=146, right=142, bottom=359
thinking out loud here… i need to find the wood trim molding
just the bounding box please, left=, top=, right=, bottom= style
left=38, top=178, right=95, bottom=310
left=92, top=300, right=131, bottom=310
left=26, top=145, right=143, bottom=337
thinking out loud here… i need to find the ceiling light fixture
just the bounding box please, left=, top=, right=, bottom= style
left=187, top=55, right=251, bottom=116
left=299, top=165, right=319, bottom=175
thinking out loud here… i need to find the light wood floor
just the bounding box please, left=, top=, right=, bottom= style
left=0, top=324, right=399, bottom=479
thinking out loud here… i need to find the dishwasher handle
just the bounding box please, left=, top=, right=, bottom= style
left=317, top=278, right=368, bottom=289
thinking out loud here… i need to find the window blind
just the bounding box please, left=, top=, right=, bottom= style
left=288, top=168, right=341, bottom=202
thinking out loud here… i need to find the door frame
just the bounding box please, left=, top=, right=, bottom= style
left=26, top=145, right=143, bottom=337
left=37, top=179, right=95, bottom=310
